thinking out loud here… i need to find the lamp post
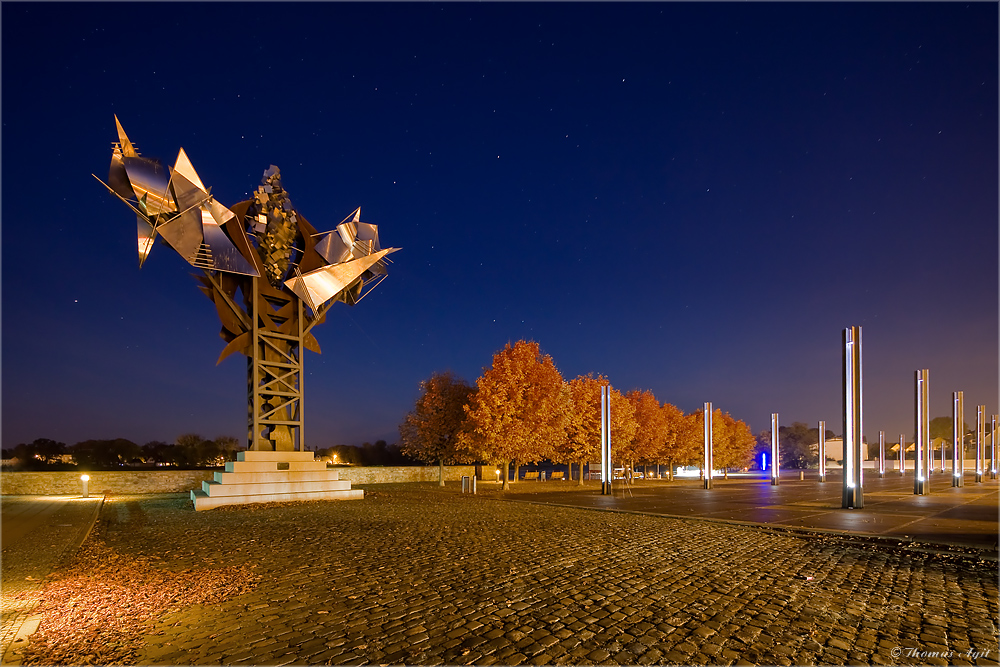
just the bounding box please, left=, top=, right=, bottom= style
left=914, top=370, right=929, bottom=495
left=601, top=385, right=612, bottom=496
left=818, top=421, right=826, bottom=482
left=842, top=326, right=864, bottom=509
left=976, top=405, right=985, bottom=483
left=704, top=402, right=714, bottom=490
left=878, top=431, right=885, bottom=478
left=988, top=413, right=998, bottom=478
left=770, top=413, right=780, bottom=486
left=81, top=474, right=90, bottom=498
left=899, top=434, right=906, bottom=475
left=953, top=391, right=964, bottom=487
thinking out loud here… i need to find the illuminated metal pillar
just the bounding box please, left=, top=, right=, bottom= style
left=878, top=431, right=885, bottom=478
left=952, top=391, right=964, bottom=487
left=818, top=421, right=826, bottom=482
left=601, top=385, right=612, bottom=495
left=600, top=385, right=607, bottom=494
left=770, top=413, right=780, bottom=486
left=704, top=402, right=713, bottom=490
left=976, top=405, right=985, bottom=483
left=842, top=326, right=864, bottom=508
left=990, top=414, right=998, bottom=478
left=914, top=369, right=929, bottom=495
left=940, top=439, right=946, bottom=473
left=899, top=434, right=906, bottom=475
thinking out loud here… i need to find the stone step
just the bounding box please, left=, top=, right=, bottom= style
left=191, top=487, right=364, bottom=511
left=225, top=460, right=328, bottom=473
left=214, top=470, right=341, bottom=484
left=238, top=451, right=318, bottom=463
left=201, top=479, right=354, bottom=497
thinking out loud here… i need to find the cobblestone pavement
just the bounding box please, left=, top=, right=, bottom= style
left=502, top=473, right=1000, bottom=550
left=0, top=496, right=102, bottom=660
left=69, top=485, right=999, bottom=666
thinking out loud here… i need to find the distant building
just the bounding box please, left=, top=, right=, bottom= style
left=821, top=437, right=870, bottom=467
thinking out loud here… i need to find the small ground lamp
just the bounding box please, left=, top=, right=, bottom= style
left=81, top=474, right=90, bottom=498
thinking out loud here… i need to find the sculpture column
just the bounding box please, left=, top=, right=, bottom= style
left=992, top=415, right=998, bottom=480
left=818, top=421, right=826, bottom=482
left=899, top=434, right=906, bottom=476
left=878, top=431, right=885, bottom=478
left=914, top=369, right=929, bottom=495
left=703, top=402, right=713, bottom=490
left=976, top=405, right=985, bottom=483
left=952, top=391, right=964, bottom=487
left=770, top=413, right=780, bottom=486
left=842, top=326, right=863, bottom=508
left=601, top=385, right=612, bottom=495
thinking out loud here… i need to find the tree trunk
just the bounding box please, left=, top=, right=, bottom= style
left=438, top=459, right=445, bottom=486
left=667, top=459, right=673, bottom=481
left=578, top=458, right=585, bottom=485
left=724, top=468, right=729, bottom=480
left=502, top=459, right=511, bottom=491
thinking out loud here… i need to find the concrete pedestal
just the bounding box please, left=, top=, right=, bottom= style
left=191, top=451, right=363, bottom=510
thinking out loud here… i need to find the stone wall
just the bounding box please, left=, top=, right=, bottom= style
left=339, top=465, right=477, bottom=485
left=1, top=466, right=479, bottom=495
left=1, top=470, right=216, bottom=495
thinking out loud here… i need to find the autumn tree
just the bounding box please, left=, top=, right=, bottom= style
left=399, top=371, right=475, bottom=485
left=663, top=409, right=703, bottom=475
left=651, top=403, right=689, bottom=478
left=711, top=411, right=756, bottom=478
left=460, top=340, right=569, bottom=490
left=624, top=389, right=663, bottom=477
left=557, top=374, right=605, bottom=484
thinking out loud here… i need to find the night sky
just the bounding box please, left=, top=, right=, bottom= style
left=2, top=3, right=997, bottom=450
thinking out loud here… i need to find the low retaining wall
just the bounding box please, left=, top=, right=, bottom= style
left=341, top=465, right=477, bottom=485
left=1, top=470, right=216, bottom=495
left=1, top=465, right=479, bottom=495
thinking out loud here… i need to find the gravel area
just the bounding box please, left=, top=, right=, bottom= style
left=16, top=486, right=1000, bottom=666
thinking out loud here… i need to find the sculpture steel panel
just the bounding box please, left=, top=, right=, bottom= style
left=95, top=117, right=399, bottom=451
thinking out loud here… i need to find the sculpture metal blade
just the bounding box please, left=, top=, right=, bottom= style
left=98, top=118, right=401, bottom=454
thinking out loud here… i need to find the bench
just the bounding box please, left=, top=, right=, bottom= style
left=522, top=471, right=539, bottom=481
left=550, top=471, right=565, bottom=481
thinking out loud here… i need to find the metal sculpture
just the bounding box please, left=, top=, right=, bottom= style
left=842, top=326, right=863, bottom=508
left=703, top=402, right=713, bottom=490
left=914, top=369, right=930, bottom=495
left=95, top=117, right=399, bottom=452
left=952, top=391, right=964, bottom=487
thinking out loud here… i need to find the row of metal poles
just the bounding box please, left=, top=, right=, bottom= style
left=598, top=326, right=998, bottom=508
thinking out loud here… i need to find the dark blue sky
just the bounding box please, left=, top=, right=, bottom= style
left=3, top=3, right=997, bottom=449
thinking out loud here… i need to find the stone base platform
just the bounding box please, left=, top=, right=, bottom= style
left=190, top=451, right=364, bottom=510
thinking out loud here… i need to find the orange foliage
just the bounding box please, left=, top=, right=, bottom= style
left=398, top=371, right=475, bottom=466
left=461, top=341, right=569, bottom=488
left=626, top=389, right=668, bottom=464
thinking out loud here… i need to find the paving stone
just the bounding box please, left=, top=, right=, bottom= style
left=30, top=485, right=991, bottom=667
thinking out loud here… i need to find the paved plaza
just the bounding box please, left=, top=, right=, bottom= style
left=3, top=478, right=998, bottom=666
left=0, top=496, right=102, bottom=663
left=505, top=471, right=1000, bottom=550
